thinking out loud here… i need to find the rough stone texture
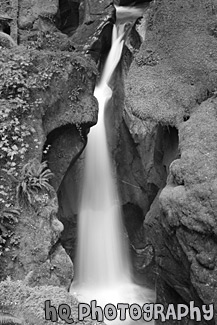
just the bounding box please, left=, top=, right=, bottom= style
left=56, top=0, right=80, bottom=35
left=57, top=154, right=85, bottom=261
left=1, top=192, right=73, bottom=289
left=126, top=0, right=217, bottom=126
left=18, top=0, right=59, bottom=29
left=44, top=125, right=86, bottom=191
left=36, top=52, right=98, bottom=134
left=119, top=0, right=217, bottom=322
left=160, top=100, right=217, bottom=308
left=0, top=0, right=120, bottom=291
left=0, top=0, right=18, bottom=43
left=0, top=31, right=17, bottom=48
left=0, top=279, right=102, bottom=325
left=0, top=39, right=97, bottom=286
left=18, top=0, right=115, bottom=59
left=70, top=0, right=115, bottom=60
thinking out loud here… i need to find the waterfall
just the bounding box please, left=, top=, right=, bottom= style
left=70, top=7, right=155, bottom=324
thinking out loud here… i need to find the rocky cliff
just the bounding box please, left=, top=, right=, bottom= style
left=0, top=0, right=114, bottom=288
left=1, top=0, right=217, bottom=324
left=112, top=0, right=217, bottom=323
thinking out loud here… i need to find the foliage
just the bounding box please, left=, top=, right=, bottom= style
left=0, top=49, right=36, bottom=180
left=135, top=51, right=159, bottom=67
left=0, top=48, right=94, bottom=174
left=15, top=159, right=53, bottom=207
left=0, top=47, right=96, bottom=209
left=69, top=86, right=82, bottom=101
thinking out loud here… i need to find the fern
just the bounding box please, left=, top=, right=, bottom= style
left=15, top=159, right=53, bottom=207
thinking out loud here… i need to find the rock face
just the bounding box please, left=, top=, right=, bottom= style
left=159, top=100, right=217, bottom=306
left=18, top=0, right=59, bottom=29
left=0, top=46, right=97, bottom=287
left=0, top=0, right=111, bottom=288
left=2, top=193, right=73, bottom=289
left=113, top=0, right=217, bottom=322
left=0, top=0, right=18, bottom=43
left=2, top=0, right=217, bottom=320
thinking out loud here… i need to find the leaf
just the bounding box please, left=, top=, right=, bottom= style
left=16, top=159, right=54, bottom=207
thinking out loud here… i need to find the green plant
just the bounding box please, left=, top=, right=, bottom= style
left=15, top=159, right=53, bottom=207
left=69, top=86, right=82, bottom=101
left=0, top=50, right=35, bottom=177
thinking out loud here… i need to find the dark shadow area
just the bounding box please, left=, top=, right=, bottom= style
left=117, top=0, right=152, bottom=7
left=113, top=124, right=179, bottom=288
left=123, top=203, right=144, bottom=243
left=57, top=156, right=83, bottom=262
left=42, top=124, right=86, bottom=191
left=86, top=22, right=113, bottom=63
left=154, top=125, right=179, bottom=175
left=0, top=20, right=11, bottom=35
left=55, top=0, right=81, bottom=35
left=43, top=124, right=86, bottom=262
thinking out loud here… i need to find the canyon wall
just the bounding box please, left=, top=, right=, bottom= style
left=1, top=0, right=217, bottom=324
left=0, top=0, right=113, bottom=288
left=113, top=0, right=217, bottom=323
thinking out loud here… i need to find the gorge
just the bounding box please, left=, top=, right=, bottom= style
left=0, top=0, right=217, bottom=325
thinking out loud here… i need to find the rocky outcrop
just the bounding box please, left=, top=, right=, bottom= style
left=159, top=99, right=217, bottom=308
left=18, top=0, right=115, bottom=61
left=0, top=0, right=100, bottom=286
left=113, top=0, right=217, bottom=321
left=57, top=155, right=84, bottom=261
left=1, top=192, right=73, bottom=289
left=2, top=0, right=217, bottom=321
left=0, top=41, right=98, bottom=284
left=0, top=0, right=18, bottom=43
left=18, top=0, right=58, bottom=29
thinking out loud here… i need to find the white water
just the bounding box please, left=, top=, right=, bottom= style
left=71, top=7, right=155, bottom=324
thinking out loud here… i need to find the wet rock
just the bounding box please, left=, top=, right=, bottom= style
left=68, top=0, right=115, bottom=60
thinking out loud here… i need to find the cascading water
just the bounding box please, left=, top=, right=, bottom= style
left=71, top=6, right=155, bottom=324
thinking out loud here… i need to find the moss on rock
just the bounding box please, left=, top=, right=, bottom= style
left=0, top=278, right=102, bottom=325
